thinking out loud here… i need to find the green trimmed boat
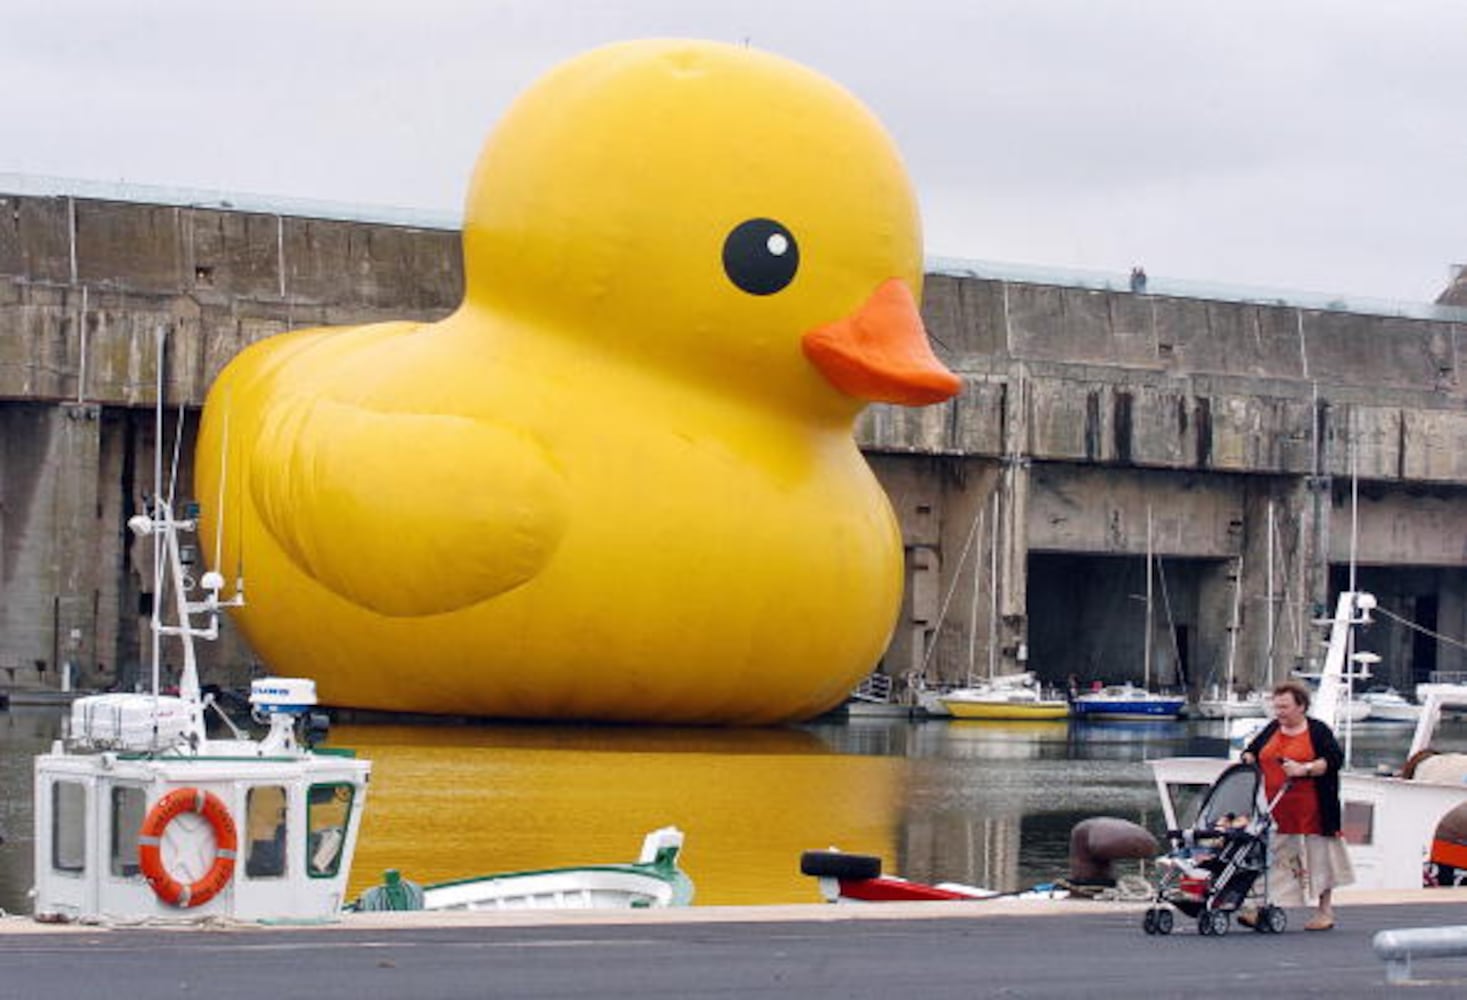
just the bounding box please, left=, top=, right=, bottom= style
left=351, top=826, right=693, bottom=911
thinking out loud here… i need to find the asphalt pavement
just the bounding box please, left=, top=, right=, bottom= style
left=2, top=899, right=1466, bottom=999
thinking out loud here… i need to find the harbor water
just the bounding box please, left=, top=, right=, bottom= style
left=2, top=708, right=1462, bottom=913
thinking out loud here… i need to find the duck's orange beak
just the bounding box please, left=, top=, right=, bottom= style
left=801, top=279, right=962, bottom=406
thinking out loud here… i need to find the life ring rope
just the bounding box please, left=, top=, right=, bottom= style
left=138, top=787, right=238, bottom=908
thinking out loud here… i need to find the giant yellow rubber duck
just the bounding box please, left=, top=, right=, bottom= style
left=195, top=39, right=961, bottom=724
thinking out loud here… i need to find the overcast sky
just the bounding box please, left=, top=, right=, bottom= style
left=3, top=1, right=1463, bottom=303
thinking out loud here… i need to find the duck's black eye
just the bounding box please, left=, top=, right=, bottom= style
left=722, top=218, right=799, bottom=296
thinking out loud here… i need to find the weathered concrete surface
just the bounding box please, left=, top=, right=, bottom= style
left=870, top=270, right=1467, bottom=693
left=6, top=188, right=1467, bottom=700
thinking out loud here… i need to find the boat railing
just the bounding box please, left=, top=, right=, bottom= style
left=851, top=672, right=895, bottom=704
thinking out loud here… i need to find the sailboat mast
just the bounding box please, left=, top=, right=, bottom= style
left=988, top=491, right=1000, bottom=681
left=965, top=505, right=984, bottom=688
left=1145, top=505, right=1154, bottom=690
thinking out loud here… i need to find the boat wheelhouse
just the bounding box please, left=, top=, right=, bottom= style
left=31, top=472, right=371, bottom=923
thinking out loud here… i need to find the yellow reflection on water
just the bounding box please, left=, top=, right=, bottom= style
left=339, top=723, right=901, bottom=905
left=942, top=719, right=1071, bottom=759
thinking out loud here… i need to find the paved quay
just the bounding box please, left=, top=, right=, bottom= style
left=2, top=890, right=1466, bottom=999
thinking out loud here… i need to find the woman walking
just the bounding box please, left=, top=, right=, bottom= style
left=1240, top=680, right=1354, bottom=930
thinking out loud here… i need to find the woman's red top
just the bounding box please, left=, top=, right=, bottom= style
left=1257, top=726, right=1323, bottom=835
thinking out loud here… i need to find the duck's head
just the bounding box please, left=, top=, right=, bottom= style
left=461, top=39, right=960, bottom=418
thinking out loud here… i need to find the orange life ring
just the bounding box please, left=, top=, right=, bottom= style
left=137, top=788, right=238, bottom=908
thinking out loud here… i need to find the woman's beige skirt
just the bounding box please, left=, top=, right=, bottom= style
left=1269, top=833, right=1355, bottom=906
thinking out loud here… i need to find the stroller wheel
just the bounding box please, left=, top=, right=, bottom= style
left=1143, top=909, right=1158, bottom=935
left=1198, top=910, right=1229, bottom=936
left=1156, top=909, right=1174, bottom=935
left=1262, top=906, right=1287, bottom=934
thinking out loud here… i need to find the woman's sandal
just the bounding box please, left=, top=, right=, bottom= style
left=1236, top=909, right=1259, bottom=928
left=1305, top=915, right=1335, bottom=931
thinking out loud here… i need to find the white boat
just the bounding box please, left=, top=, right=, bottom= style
left=351, top=827, right=693, bottom=911
left=842, top=671, right=919, bottom=719
left=1361, top=688, right=1422, bottom=724
left=1149, top=590, right=1467, bottom=893
left=940, top=673, right=1070, bottom=721
left=1194, top=688, right=1267, bottom=720
left=31, top=334, right=373, bottom=925
left=32, top=500, right=371, bottom=923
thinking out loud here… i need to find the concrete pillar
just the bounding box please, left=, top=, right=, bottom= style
left=1299, top=474, right=1333, bottom=673
left=996, top=370, right=1033, bottom=678
left=1236, top=482, right=1313, bottom=692
left=873, top=454, right=1005, bottom=693
left=0, top=403, right=102, bottom=690
left=934, top=463, right=997, bottom=688
left=908, top=544, right=940, bottom=682
left=53, top=403, right=103, bottom=690
left=1194, top=557, right=1238, bottom=697
left=996, top=456, right=1032, bottom=677
left=1439, top=576, right=1467, bottom=679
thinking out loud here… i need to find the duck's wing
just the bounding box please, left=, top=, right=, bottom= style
left=248, top=394, right=568, bottom=617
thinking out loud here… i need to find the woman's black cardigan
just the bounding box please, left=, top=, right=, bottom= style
left=1242, top=717, right=1346, bottom=836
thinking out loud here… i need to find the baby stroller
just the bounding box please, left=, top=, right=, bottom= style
left=1142, top=762, right=1288, bottom=936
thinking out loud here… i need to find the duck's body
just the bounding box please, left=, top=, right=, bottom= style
left=196, top=40, right=960, bottom=723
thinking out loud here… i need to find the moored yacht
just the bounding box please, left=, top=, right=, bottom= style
left=1073, top=683, right=1186, bottom=721
left=940, top=673, right=1070, bottom=721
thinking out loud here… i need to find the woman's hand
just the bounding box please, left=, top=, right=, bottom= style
left=1281, top=758, right=1319, bottom=779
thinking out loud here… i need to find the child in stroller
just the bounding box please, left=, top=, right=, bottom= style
left=1142, top=762, right=1289, bottom=936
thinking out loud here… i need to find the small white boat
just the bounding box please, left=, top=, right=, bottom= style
left=840, top=671, right=918, bottom=718
left=1194, top=688, right=1267, bottom=720
left=1360, top=688, right=1421, bottom=724
left=1073, top=684, right=1185, bottom=721
left=940, top=673, right=1070, bottom=721
left=351, top=827, right=693, bottom=911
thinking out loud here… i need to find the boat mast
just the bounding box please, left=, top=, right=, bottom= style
left=1345, top=437, right=1361, bottom=765
left=1144, top=505, right=1153, bottom=691
left=150, top=325, right=165, bottom=698
left=987, top=491, right=999, bottom=682
left=965, top=503, right=984, bottom=688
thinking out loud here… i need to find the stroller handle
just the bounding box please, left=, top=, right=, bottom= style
left=1265, top=778, right=1294, bottom=812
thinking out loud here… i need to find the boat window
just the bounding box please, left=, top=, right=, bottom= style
left=51, top=781, right=87, bottom=875
left=109, top=786, right=146, bottom=878
left=1342, top=801, right=1374, bottom=846
left=306, top=782, right=354, bottom=879
left=245, top=785, right=289, bottom=879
